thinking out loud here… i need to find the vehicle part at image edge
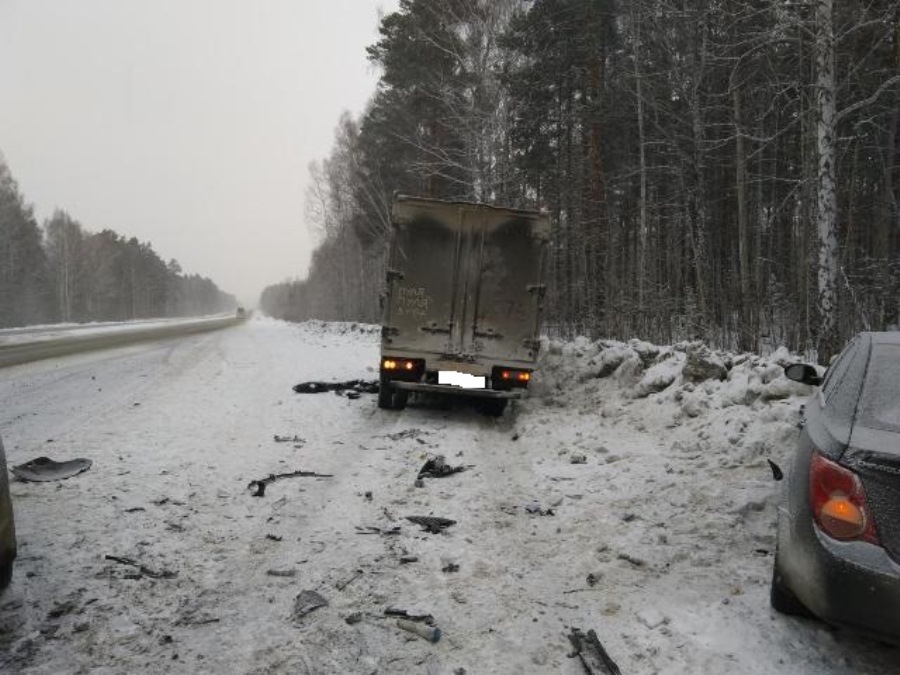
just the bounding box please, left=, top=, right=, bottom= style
left=772, top=333, right=900, bottom=644
left=0, top=435, right=17, bottom=591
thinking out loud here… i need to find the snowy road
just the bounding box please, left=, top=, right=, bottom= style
left=1, top=319, right=898, bottom=674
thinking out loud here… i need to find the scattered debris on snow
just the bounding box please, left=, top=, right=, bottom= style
left=384, top=607, right=435, bottom=624
left=292, top=379, right=378, bottom=395
left=10, top=456, right=92, bottom=482
left=103, top=554, right=177, bottom=580
left=417, top=454, right=468, bottom=479
left=397, top=618, right=442, bottom=643
left=405, top=515, right=456, bottom=533
left=247, top=468, right=333, bottom=497
left=567, top=627, right=621, bottom=675
left=273, top=434, right=305, bottom=444
left=291, top=590, right=328, bottom=621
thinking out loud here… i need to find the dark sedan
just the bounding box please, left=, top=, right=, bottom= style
left=773, top=331, right=900, bottom=643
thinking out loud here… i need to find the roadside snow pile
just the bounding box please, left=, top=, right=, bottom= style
left=536, top=337, right=810, bottom=410
left=532, top=337, right=814, bottom=473
left=293, top=319, right=380, bottom=338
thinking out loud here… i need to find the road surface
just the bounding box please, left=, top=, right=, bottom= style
left=0, top=318, right=897, bottom=674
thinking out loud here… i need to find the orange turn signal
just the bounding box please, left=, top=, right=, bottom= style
left=820, top=496, right=866, bottom=539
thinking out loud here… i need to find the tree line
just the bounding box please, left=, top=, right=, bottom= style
left=260, top=0, right=900, bottom=359
left=0, top=155, right=235, bottom=328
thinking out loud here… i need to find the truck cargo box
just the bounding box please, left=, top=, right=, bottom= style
left=379, top=195, right=549, bottom=413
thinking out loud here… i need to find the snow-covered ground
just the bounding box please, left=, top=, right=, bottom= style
left=0, top=318, right=898, bottom=674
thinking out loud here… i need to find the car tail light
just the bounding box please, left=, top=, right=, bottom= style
left=810, top=452, right=879, bottom=544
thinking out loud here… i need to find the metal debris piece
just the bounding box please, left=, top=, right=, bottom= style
left=345, top=612, right=363, bottom=625
left=767, top=459, right=784, bottom=481
left=399, top=555, right=419, bottom=564
left=406, top=516, right=456, bottom=534
left=568, top=628, right=621, bottom=675
left=442, top=562, right=460, bottom=573
left=292, top=590, right=328, bottom=621
left=248, top=469, right=333, bottom=497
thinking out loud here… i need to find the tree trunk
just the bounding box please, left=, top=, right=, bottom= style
left=815, top=0, right=840, bottom=362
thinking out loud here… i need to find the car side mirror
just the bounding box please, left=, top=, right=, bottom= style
left=784, top=363, right=822, bottom=386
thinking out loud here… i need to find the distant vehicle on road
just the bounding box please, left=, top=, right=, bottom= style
left=773, top=332, right=900, bottom=644
left=236, top=307, right=246, bottom=318
left=378, top=195, right=550, bottom=416
left=0, top=435, right=16, bottom=591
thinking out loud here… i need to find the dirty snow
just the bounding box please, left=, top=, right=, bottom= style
left=0, top=319, right=897, bottom=673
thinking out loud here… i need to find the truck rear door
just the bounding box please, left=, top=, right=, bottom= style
left=385, top=198, right=548, bottom=364
left=457, top=209, right=549, bottom=363
left=385, top=199, right=465, bottom=355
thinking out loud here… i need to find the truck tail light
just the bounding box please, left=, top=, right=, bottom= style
left=381, top=357, right=423, bottom=379
left=810, top=452, right=879, bottom=544
left=492, top=367, right=532, bottom=389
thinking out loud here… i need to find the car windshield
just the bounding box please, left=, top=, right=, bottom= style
left=858, top=343, right=900, bottom=433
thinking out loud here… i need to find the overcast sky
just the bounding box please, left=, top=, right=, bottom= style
left=0, top=0, right=398, bottom=305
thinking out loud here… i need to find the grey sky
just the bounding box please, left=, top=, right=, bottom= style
left=0, top=0, right=398, bottom=305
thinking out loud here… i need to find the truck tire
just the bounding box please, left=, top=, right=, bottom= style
left=392, top=390, right=409, bottom=411
left=378, top=378, right=408, bottom=411
left=478, top=399, right=507, bottom=417
left=378, top=381, right=395, bottom=410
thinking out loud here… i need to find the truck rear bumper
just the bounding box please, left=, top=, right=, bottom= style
left=390, top=381, right=525, bottom=400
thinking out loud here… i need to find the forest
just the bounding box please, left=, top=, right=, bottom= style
left=0, top=155, right=235, bottom=328
left=261, top=0, right=900, bottom=359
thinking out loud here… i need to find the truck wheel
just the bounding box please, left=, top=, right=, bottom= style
left=478, top=399, right=507, bottom=417
left=392, top=390, right=409, bottom=411
left=378, top=382, right=395, bottom=410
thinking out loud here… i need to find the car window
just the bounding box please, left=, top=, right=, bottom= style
left=857, top=343, right=900, bottom=433
left=821, top=338, right=858, bottom=399
left=824, top=335, right=869, bottom=426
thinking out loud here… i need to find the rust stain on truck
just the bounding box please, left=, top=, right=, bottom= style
left=379, top=194, right=550, bottom=415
